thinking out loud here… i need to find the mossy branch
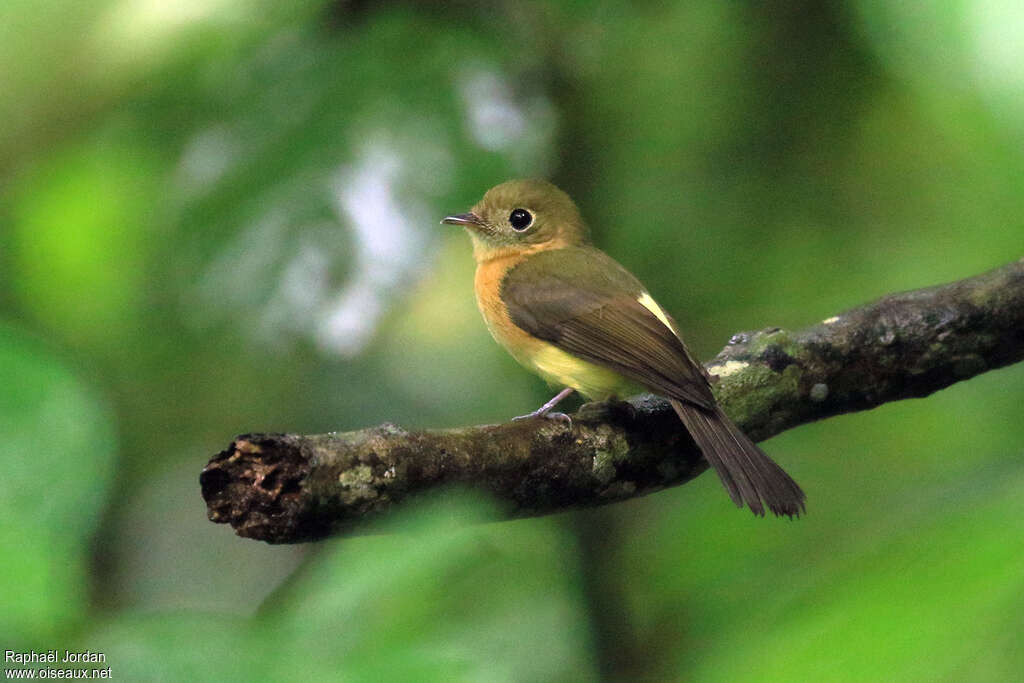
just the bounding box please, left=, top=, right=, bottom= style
left=201, top=259, right=1024, bottom=543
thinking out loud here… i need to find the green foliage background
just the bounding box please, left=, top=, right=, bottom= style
left=2, top=1, right=1023, bottom=680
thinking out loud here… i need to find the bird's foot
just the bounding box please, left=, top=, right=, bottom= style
left=512, top=409, right=572, bottom=427
left=511, top=387, right=575, bottom=427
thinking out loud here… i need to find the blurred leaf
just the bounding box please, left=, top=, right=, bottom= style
left=682, top=463, right=1024, bottom=682
left=268, top=492, right=595, bottom=681
left=85, top=613, right=263, bottom=681
left=84, top=493, right=596, bottom=682
left=0, top=323, right=117, bottom=642
left=8, top=134, right=160, bottom=348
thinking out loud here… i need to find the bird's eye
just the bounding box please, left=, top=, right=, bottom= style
left=509, top=208, right=533, bottom=231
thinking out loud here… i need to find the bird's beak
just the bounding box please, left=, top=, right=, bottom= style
left=441, top=212, right=484, bottom=227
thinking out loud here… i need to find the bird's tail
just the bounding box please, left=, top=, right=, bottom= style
left=670, top=399, right=805, bottom=517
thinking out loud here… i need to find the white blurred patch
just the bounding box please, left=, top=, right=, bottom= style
left=459, top=68, right=528, bottom=151
left=457, top=66, right=557, bottom=172
left=257, top=233, right=334, bottom=346
left=176, top=127, right=237, bottom=196
left=316, top=144, right=430, bottom=356
left=191, top=135, right=442, bottom=357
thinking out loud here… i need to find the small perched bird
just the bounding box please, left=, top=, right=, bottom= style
left=442, top=179, right=805, bottom=517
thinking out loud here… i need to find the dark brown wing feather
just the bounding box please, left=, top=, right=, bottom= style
left=502, top=246, right=806, bottom=517
left=501, top=247, right=715, bottom=409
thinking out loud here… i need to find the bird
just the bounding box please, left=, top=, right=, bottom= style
left=442, top=179, right=805, bottom=517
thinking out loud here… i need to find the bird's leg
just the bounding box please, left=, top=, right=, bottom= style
left=513, top=387, right=575, bottom=425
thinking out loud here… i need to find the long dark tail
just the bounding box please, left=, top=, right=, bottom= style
left=671, top=399, right=805, bottom=517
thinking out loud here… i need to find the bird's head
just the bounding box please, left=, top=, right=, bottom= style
left=442, top=179, right=589, bottom=260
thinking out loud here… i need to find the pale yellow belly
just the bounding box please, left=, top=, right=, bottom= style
left=509, top=339, right=639, bottom=400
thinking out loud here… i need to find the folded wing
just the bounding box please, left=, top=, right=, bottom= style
left=500, top=246, right=714, bottom=410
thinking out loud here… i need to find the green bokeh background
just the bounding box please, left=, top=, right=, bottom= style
left=2, top=1, right=1023, bottom=680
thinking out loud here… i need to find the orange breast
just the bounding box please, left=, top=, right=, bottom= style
left=474, top=253, right=546, bottom=365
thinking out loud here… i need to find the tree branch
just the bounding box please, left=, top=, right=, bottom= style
left=201, top=259, right=1024, bottom=543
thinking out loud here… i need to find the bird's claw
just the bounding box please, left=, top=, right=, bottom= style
left=512, top=410, right=572, bottom=428
left=546, top=411, right=572, bottom=427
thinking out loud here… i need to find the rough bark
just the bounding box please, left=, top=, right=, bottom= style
left=201, top=259, right=1024, bottom=543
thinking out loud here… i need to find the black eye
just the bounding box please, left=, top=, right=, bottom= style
left=509, top=208, right=533, bottom=231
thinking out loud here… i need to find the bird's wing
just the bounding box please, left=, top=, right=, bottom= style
left=501, top=246, right=715, bottom=409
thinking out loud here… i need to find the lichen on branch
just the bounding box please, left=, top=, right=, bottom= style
left=201, top=259, right=1024, bottom=543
